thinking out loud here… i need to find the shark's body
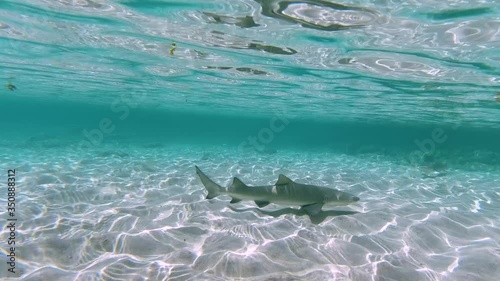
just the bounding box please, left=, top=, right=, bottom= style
left=195, top=166, right=359, bottom=215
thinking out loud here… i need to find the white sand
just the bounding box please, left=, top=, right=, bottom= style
left=0, top=144, right=499, bottom=281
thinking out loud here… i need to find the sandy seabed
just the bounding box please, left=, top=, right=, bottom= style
left=0, top=143, right=499, bottom=281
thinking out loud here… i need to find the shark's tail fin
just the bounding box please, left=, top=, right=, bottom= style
left=195, top=166, right=223, bottom=199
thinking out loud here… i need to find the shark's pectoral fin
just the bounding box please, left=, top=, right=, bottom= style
left=276, top=174, right=293, bottom=185
left=301, top=203, right=324, bottom=215
left=230, top=198, right=242, bottom=204
left=254, top=200, right=270, bottom=208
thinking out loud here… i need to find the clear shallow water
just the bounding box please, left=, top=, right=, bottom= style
left=0, top=143, right=499, bottom=280
left=0, top=0, right=500, bottom=280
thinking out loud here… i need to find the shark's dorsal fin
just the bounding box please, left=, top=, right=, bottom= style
left=275, top=174, right=293, bottom=185
left=232, top=177, right=247, bottom=188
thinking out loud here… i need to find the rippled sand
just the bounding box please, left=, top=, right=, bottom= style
left=0, top=144, right=499, bottom=281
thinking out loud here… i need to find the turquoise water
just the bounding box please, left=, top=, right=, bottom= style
left=1, top=0, right=500, bottom=280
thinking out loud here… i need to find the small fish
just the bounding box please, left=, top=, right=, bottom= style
left=6, top=82, right=16, bottom=91
left=496, top=92, right=500, bottom=103
left=169, top=42, right=176, bottom=55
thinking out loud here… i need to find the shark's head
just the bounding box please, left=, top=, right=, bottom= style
left=323, top=189, right=360, bottom=206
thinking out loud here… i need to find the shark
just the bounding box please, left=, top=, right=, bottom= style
left=195, top=166, right=360, bottom=215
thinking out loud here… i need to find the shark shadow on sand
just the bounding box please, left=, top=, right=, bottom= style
left=227, top=205, right=358, bottom=224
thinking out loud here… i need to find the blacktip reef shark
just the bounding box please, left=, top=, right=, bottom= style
left=195, top=166, right=360, bottom=215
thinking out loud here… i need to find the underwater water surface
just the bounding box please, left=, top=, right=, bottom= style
left=0, top=0, right=499, bottom=280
